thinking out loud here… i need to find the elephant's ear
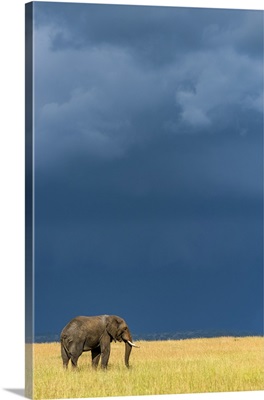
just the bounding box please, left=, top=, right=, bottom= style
left=106, top=316, right=120, bottom=342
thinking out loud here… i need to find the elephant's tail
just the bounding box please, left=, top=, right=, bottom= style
left=60, top=334, right=71, bottom=357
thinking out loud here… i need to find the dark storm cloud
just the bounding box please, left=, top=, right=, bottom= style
left=33, top=3, right=263, bottom=336
left=34, top=3, right=263, bottom=167
left=35, top=3, right=263, bottom=60
left=35, top=251, right=263, bottom=335
left=35, top=128, right=262, bottom=276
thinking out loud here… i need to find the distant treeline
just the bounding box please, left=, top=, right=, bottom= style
left=32, top=330, right=262, bottom=343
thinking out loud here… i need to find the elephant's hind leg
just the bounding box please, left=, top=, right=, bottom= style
left=61, top=342, right=70, bottom=369
left=70, top=343, right=83, bottom=369
left=91, top=347, right=101, bottom=369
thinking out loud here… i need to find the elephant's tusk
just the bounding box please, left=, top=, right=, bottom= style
left=127, top=340, right=140, bottom=348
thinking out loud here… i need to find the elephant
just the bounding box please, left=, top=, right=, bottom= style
left=60, top=314, right=139, bottom=369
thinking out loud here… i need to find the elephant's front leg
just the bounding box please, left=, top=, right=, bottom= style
left=100, top=345, right=110, bottom=369
left=91, top=347, right=101, bottom=369
left=100, top=334, right=111, bottom=369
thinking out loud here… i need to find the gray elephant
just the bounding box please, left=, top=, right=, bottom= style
left=60, top=314, right=139, bottom=369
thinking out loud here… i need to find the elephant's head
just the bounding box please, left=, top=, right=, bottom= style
left=106, top=315, right=139, bottom=367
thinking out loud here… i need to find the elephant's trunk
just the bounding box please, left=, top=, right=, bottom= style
left=125, top=340, right=132, bottom=368
left=124, top=328, right=133, bottom=368
left=123, top=328, right=140, bottom=368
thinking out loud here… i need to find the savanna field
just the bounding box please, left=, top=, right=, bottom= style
left=29, top=337, right=264, bottom=399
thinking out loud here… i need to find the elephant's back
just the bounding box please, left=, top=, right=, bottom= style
left=60, top=315, right=106, bottom=338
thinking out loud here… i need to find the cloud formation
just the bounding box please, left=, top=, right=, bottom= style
left=34, top=4, right=263, bottom=164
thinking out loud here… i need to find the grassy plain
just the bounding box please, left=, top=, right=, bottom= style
left=31, top=337, right=264, bottom=399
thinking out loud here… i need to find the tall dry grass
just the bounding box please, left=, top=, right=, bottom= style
left=30, top=336, right=264, bottom=399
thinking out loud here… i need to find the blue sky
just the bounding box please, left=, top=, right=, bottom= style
left=32, top=2, right=263, bottom=337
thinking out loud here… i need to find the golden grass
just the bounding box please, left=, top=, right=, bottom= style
left=30, top=337, right=264, bottom=399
